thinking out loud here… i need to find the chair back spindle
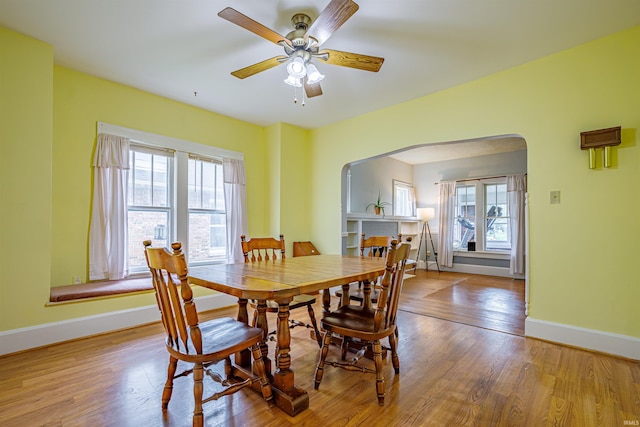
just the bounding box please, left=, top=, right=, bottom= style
left=360, top=234, right=393, bottom=258
left=241, top=234, right=285, bottom=263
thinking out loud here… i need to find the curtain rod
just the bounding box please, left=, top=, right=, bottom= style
left=435, top=173, right=526, bottom=185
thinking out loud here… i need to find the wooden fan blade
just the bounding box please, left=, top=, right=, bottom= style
left=304, top=78, right=323, bottom=98
left=319, top=49, right=384, bottom=72
left=218, top=7, right=292, bottom=47
left=231, top=56, right=288, bottom=79
left=305, top=0, right=359, bottom=46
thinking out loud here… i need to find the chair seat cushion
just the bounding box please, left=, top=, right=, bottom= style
left=169, top=317, right=263, bottom=359
left=321, top=305, right=378, bottom=333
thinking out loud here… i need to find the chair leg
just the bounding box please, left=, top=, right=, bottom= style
left=251, top=344, right=273, bottom=403
left=192, top=362, right=204, bottom=427
left=224, top=356, right=232, bottom=381
left=251, top=307, right=258, bottom=327
left=162, top=356, right=178, bottom=409
left=314, top=330, right=332, bottom=390
left=388, top=330, right=400, bottom=374
left=341, top=336, right=349, bottom=360
left=373, top=340, right=385, bottom=406
left=306, top=304, right=322, bottom=347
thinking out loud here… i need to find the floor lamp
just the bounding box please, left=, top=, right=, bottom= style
left=416, top=208, right=440, bottom=273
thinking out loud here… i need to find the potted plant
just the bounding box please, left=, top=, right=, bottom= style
left=367, top=191, right=391, bottom=217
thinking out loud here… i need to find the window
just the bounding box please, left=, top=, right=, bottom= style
left=127, top=145, right=173, bottom=272
left=393, top=180, right=416, bottom=217
left=126, top=147, right=228, bottom=274
left=453, top=185, right=475, bottom=249
left=188, top=156, right=226, bottom=264
left=99, top=122, right=243, bottom=277
left=453, top=179, right=510, bottom=252
left=484, top=183, right=510, bottom=250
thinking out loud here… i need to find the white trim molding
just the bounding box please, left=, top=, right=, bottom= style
left=439, top=263, right=524, bottom=279
left=97, top=122, right=243, bottom=160
left=525, top=317, right=640, bottom=361
left=0, top=293, right=236, bottom=357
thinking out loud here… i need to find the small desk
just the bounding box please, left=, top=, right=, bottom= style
left=188, top=255, right=386, bottom=416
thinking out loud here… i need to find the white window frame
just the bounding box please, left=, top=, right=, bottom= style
left=98, top=122, right=243, bottom=273
left=454, top=177, right=510, bottom=254
left=187, top=154, right=226, bottom=266
left=393, top=179, right=416, bottom=217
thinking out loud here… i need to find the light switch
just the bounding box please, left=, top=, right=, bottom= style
left=550, top=190, right=561, bottom=204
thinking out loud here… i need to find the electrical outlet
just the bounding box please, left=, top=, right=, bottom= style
left=74, top=276, right=81, bottom=284
left=550, top=190, right=561, bottom=204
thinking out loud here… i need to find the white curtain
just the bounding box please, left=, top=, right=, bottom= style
left=508, top=174, right=527, bottom=275
left=223, top=158, right=248, bottom=264
left=437, top=181, right=457, bottom=268
left=89, top=133, right=130, bottom=280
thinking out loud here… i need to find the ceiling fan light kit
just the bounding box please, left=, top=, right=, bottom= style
left=218, top=0, right=383, bottom=106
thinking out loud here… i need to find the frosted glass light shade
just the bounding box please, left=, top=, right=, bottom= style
left=286, top=57, right=306, bottom=78
left=284, top=75, right=302, bottom=87
left=417, top=207, right=435, bottom=221
left=306, top=63, right=325, bottom=84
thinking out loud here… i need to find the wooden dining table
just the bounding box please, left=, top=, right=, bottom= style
left=188, top=254, right=387, bottom=416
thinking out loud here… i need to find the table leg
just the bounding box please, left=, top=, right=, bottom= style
left=273, top=300, right=292, bottom=390
left=254, top=299, right=271, bottom=376
left=270, top=298, right=308, bottom=416
left=235, top=298, right=251, bottom=368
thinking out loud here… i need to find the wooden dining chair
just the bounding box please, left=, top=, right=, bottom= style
left=241, top=234, right=322, bottom=347
left=335, top=233, right=393, bottom=306
left=314, top=239, right=410, bottom=405
left=143, top=240, right=272, bottom=427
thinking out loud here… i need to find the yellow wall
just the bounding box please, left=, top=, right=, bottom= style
left=265, top=124, right=281, bottom=237
left=0, top=28, right=54, bottom=331
left=263, top=123, right=312, bottom=255
left=309, top=26, right=640, bottom=338
left=280, top=124, right=313, bottom=252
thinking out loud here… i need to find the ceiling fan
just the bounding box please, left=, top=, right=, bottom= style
left=218, top=0, right=384, bottom=101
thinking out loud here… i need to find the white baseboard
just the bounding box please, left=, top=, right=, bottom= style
left=525, top=317, right=640, bottom=360
left=0, top=293, right=237, bottom=356
left=440, top=263, right=525, bottom=279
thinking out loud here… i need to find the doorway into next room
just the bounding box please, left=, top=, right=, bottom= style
left=342, top=135, right=528, bottom=337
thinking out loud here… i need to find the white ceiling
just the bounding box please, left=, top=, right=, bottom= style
left=1, top=0, right=639, bottom=131
left=388, top=136, right=527, bottom=165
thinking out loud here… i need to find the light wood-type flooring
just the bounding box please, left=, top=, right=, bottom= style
left=1, top=271, right=638, bottom=426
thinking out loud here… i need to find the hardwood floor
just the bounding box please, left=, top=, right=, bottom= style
left=400, top=270, right=526, bottom=335
left=1, top=273, right=638, bottom=426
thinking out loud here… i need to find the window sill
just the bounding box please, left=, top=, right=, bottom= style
left=453, top=250, right=509, bottom=260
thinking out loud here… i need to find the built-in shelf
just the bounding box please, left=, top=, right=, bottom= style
left=343, top=214, right=420, bottom=258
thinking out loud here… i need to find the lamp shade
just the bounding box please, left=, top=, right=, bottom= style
left=417, top=207, right=435, bottom=221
